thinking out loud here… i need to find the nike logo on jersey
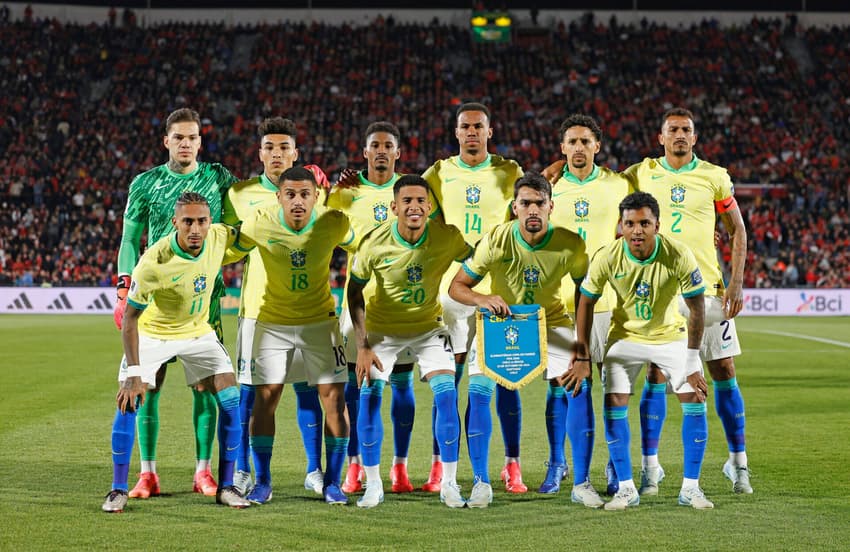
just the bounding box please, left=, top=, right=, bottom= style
left=445, top=177, right=457, bottom=183
left=154, top=182, right=171, bottom=190
left=172, top=274, right=184, bottom=282
left=383, top=258, right=398, bottom=264
left=351, top=195, right=366, bottom=202
left=553, top=191, right=568, bottom=198
left=248, top=199, right=264, bottom=206
left=651, top=174, right=664, bottom=180
left=267, top=238, right=283, bottom=245
left=614, top=272, right=627, bottom=279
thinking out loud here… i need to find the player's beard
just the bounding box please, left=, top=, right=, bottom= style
left=571, top=155, right=587, bottom=169
left=524, top=217, right=543, bottom=233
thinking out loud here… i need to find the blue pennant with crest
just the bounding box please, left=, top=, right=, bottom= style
left=475, top=304, right=547, bottom=390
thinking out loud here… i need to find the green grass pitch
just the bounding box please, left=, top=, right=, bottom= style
left=1, top=315, right=849, bottom=551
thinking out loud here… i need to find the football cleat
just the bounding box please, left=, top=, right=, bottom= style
left=102, top=489, right=128, bottom=513
left=467, top=479, right=493, bottom=509
left=390, top=463, right=414, bottom=493
left=723, top=461, right=754, bottom=494
left=678, top=486, right=714, bottom=509
left=304, top=469, right=324, bottom=495
left=500, top=461, right=528, bottom=493
left=638, top=465, right=665, bottom=496
left=605, top=459, right=619, bottom=496
left=571, top=481, right=605, bottom=509
left=323, top=483, right=348, bottom=505
left=421, top=460, right=443, bottom=492
left=216, top=485, right=251, bottom=509
left=342, top=463, right=364, bottom=493
left=246, top=482, right=273, bottom=504
left=193, top=468, right=218, bottom=497
left=356, top=480, right=385, bottom=509
left=233, top=470, right=254, bottom=497
left=538, top=462, right=567, bottom=494
left=439, top=481, right=466, bottom=508
left=604, top=485, right=640, bottom=511
left=128, top=472, right=160, bottom=499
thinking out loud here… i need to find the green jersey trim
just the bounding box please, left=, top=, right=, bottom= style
left=127, top=298, right=148, bottom=311
left=456, top=154, right=492, bottom=171
left=513, top=221, right=554, bottom=251
left=259, top=173, right=278, bottom=192
left=391, top=220, right=429, bottom=249
left=170, top=232, right=205, bottom=261
left=165, top=164, right=200, bottom=179
left=682, top=287, right=706, bottom=298
left=462, top=263, right=483, bottom=281
left=579, top=286, right=601, bottom=300
left=560, top=164, right=600, bottom=185
left=623, top=235, right=661, bottom=266
left=278, top=208, right=317, bottom=235
left=350, top=274, right=370, bottom=285
left=659, top=155, right=700, bottom=174
left=358, top=171, right=399, bottom=189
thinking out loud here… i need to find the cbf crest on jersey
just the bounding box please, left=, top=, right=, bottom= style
left=574, top=198, right=590, bottom=218
left=193, top=274, right=207, bottom=293
left=635, top=280, right=651, bottom=300
left=466, top=185, right=481, bottom=205
left=290, top=249, right=307, bottom=268
left=373, top=202, right=389, bottom=223
left=522, top=265, right=540, bottom=287
left=671, top=184, right=686, bottom=204
left=406, top=263, right=423, bottom=284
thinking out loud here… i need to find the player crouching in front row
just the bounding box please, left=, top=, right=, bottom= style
left=103, top=193, right=249, bottom=512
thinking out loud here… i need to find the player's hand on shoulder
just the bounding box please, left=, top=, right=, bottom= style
left=542, top=159, right=567, bottom=184
left=335, top=168, right=360, bottom=189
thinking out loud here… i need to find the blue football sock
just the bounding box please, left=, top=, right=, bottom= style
left=639, top=381, right=667, bottom=457
left=389, top=371, right=415, bottom=459
left=111, top=408, right=136, bottom=491
left=714, top=377, right=747, bottom=453
left=496, top=384, right=522, bottom=458
left=544, top=385, right=567, bottom=466
left=681, top=402, right=708, bottom=480
left=324, top=436, right=349, bottom=488
left=293, top=382, right=323, bottom=473
left=236, top=384, right=254, bottom=473
left=344, top=368, right=360, bottom=458
left=604, top=405, right=631, bottom=485
left=467, top=375, right=495, bottom=483
left=566, top=379, right=594, bottom=485
left=357, top=380, right=385, bottom=467
left=214, top=386, right=241, bottom=487
left=430, top=374, right=460, bottom=463
left=250, top=435, right=274, bottom=485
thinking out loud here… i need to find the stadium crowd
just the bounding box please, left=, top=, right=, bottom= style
left=0, top=13, right=847, bottom=287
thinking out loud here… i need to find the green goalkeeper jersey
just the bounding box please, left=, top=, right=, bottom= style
left=118, top=162, right=236, bottom=274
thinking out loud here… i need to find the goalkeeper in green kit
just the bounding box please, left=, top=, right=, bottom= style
left=113, top=108, right=237, bottom=499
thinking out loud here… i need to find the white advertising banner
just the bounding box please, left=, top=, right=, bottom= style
left=0, top=287, right=848, bottom=316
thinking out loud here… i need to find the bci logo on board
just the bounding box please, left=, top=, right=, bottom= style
left=743, top=294, right=779, bottom=312
left=796, top=292, right=843, bottom=313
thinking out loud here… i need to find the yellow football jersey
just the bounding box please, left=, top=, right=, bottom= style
left=235, top=207, right=354, bottom=326
left=462, top=222, right=588, bottom=327
left=128, top=224, right=237, bottom=339
left=551, top=164, right=629, bottom=312
left=351, top=219, right=472, bottom=335
left=623, top=156, right=734, bottom=297
left=580, top=234, right=705, bottom=345
left=423, top=154, right=523, bottom=295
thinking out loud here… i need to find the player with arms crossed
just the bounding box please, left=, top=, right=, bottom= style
left=563, top=191, right=713, bottom=510
left=327, top=122, right=421, bottom=494
left=114, top=108, right=237, bottom=499
left=624, top=107, right=751, bottom=495
left=228, top=167, right=353, bottom=505
left=547, top=114, right=629, bottom=495
left=102, top=193, right=249, bottom=512
left=449, top=173, right=602, bottom=508
left=424, top=102, right=528, bottom=493
left=223, top=117, right=328, bottom=497
left=347, top=175, right=471, bottom=509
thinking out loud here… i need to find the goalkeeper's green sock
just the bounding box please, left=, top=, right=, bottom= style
left=137, top=389, right=161, bottom=473
left=193, top=387, right=217, bottom=469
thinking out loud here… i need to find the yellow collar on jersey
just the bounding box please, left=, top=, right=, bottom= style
left=391, top=220, right=429, bottom=249
left=277, top=208, right=318, bottom=235
left=659, top=155, right=700, bottom=173
left=456, top=154, right=492, bottom=171
left=623, top=235, right=661, bottom=265
left=513, top=221, right=554, bottom=251
left=170, top=231, right=205, bottom=260
left=560, top=163, right=600, bottom=185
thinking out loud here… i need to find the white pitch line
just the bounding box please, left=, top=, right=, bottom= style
left=744, top=329, right=850, bottom=349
